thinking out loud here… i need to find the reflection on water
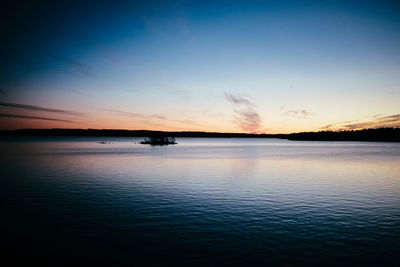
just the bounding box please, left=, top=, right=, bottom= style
left=1, top=137, right=400, bottom=265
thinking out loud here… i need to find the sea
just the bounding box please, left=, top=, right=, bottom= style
left=1, top=137, right=400, bottom=266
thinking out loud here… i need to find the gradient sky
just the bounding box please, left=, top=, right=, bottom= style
left=1, top=0, right=400, bottom=133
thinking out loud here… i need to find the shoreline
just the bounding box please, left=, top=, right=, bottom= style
left=0, top=128, right=399, bottom=142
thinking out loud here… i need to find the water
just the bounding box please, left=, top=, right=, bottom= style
left=1, top=137, right=400, bottom=265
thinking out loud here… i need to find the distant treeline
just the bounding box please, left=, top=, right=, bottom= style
left=286, top=128, right=400, bottom=142
left=0, top=128, right=283, bottom=138
left=0, top=128, right=399, bottom=142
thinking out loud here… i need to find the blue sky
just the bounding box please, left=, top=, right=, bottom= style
left=1, top=0, right=399, bottom=132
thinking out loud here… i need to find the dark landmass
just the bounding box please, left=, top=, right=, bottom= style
left=286, top=128, right=400, bottom=142
left=0, top=128, right=399, bottom=142
left=140, top=136, right=177, bottom=145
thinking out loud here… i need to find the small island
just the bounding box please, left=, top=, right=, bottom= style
left=140, top=136, right=177, bottom=145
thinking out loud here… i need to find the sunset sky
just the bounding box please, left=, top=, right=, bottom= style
left=1, top=0, right=399, bottom=133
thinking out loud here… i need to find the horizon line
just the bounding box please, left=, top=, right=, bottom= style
left=1, top=127, right=399, bottom=136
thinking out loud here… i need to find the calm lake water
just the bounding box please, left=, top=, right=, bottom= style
left=1, top=137, right=400, bottom=265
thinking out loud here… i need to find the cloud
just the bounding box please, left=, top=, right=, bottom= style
left=224, top=93, right=254, bottom=107
left=48, top=54, right=96, bottom=78
left=320, top=124, right=333, bottom=130
left=225, top=93, right=263, bottom=133
left=379, top=114, right=400, bottom=123
left=284, top=109, right=313, bottom=119
left=319, top=114, right=400, bottom=130
left=0, top=89, right=6, bottom=96
left=152, top=114, right=168, bottom=120
left=0, top=113, right=75, bottom=123
left=233, top=109, right=263, bottom=133
left=0, top=101, right=84, bottom=116
left=342, top=122, right=372, bottom=130
left=342, top=114, right=400, bottom=130
left=105, top=108, right=202, bottom=128
left=104, top=109, right=167, bottom=120
left=173, top=119, right=200, bottom=126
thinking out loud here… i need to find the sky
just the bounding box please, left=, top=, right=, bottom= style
left=1, top=0, right=400, bottom=133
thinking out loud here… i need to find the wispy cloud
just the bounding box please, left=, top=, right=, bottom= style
left=284, top=109, right=313, bottom=119
left=345, top=114, right=400, bottom=129
left=104, top=109, right=167, bottom=120
left=48, top=54, right=96, bottom=78
left=224, top=93, right=254, bottom=107
left=0, top=89, right=6, bottom=96
left=0, top=101, right=84, bottom=116
left=104, top=108, right=203, bottom=128
left=173, top=119, right=200, bottom=126
left=234, top=109, right=263, bottom=133
left=225, top=93, right=263, bottom=133
left=0, top=113, right=75, bottom=123
left=319, top=114, right=400, bottom=130
left=342, top=122, right=372, bottom=130
left=319, top=124, right=333, bottom=130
